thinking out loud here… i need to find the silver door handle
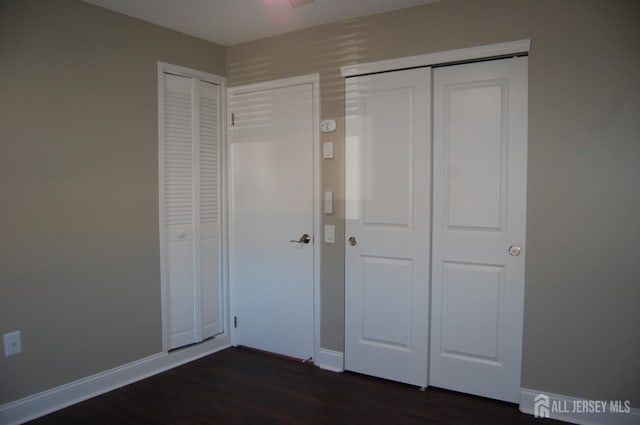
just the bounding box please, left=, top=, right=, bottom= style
left=508, top=245, right=521, bottom=256
left=290, top=234, right=311, bottom=244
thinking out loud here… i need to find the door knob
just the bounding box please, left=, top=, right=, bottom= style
left=508, top=245, right=521, bottom=256
left=290, top=233, right=311, bottom=244
left=348, top=236, right=357, bottom=246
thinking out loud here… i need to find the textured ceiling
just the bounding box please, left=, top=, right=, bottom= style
left=81, top=0, right=439, bottom=46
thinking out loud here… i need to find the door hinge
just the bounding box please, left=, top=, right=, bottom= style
left=231, top=113, right=235, bottom=127
left=234, top=316, right=237, bottom=328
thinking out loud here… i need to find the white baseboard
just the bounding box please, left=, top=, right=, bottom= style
left=0, top=338, right=231, bottom=425
left=520, top=388, right=639, bottom=425
left=316, top=349, right=344, bottom=373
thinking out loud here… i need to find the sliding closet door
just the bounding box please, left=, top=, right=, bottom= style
left=160, top=70, right=224, bottom=350
left=430, top=57, right=527, bottom=402
left=345, top=67, right=431, bottom=387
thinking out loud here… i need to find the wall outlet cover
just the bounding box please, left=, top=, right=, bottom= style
left=4, top=331, right=22, bottom=357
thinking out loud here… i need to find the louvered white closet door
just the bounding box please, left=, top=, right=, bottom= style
left=162, top=73, right=222, bottom=350
left=164, top=74, right=197, bottom=349
left=198, top=80, right=222, bottom=339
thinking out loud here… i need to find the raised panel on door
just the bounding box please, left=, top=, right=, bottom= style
left=446, top=84, right=505, bottom=230
left=166, top=227, right=196, bottom=348
left=199, top=231, right=221, bottom=339
left=361, top=256, right=413, bottom=349
left=440, top=262, right=504, bottom=362
left=430, top=57, right=527, bottom=402
left=362, top=88, right=413, bottom=227
left=345, top=67, right=430, bottom=387
left=229, top=81, right=315, bottom=360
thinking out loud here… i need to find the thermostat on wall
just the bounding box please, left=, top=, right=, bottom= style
left=320, top=119, right=336, bottom=133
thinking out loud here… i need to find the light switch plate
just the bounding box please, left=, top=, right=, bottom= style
left=323, top=142, right=334, bottom=159
left=324, top=225, right=335, bottom=244
left=324, top=191, right=333, bottom=214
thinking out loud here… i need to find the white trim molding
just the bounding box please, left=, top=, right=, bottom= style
left=340, top=39, right=531, bottom=77
left=520, top=388, right=639, bottom=425
left=0, top=340, right=231, bottom=425
left=316, top=349, right=344, bottom=373
left=311, top=75, right=322, bottom=371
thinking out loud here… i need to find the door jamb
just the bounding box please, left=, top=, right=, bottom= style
left=227, top=74, right=321, bottom=363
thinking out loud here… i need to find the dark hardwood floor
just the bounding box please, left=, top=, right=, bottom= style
left=28, top=347, right=561, bottom=424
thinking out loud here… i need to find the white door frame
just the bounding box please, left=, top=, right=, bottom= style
left=227, top=74, right=321, bottom=362
left=157, top=61, right=230, bottom=353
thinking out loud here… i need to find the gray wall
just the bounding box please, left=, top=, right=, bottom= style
left=0, top=0, right=225, bottom=403
left=226, top=0, right=640, bottom=405
left=1, top=0, right=638, bottom=410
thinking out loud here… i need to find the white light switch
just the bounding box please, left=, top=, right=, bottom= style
left=324, top=225, right=335, bottom=244
left=4, top=331, right=21, bottom=357
left=324, top=191, right=333, bottom=214
left=323, top=142, right=334, bottom=159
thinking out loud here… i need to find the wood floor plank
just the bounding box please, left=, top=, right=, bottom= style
left=27, top=347, right=561, bottom=424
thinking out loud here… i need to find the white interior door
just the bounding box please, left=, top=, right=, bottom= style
left=345, top=68, right=431, bottom=387
left=229, top=80, right=315, bottom=360
left=430, top=57, right=528, bottom=402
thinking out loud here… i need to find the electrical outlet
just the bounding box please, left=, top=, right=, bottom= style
left=4, top=331, right=22, bottom=357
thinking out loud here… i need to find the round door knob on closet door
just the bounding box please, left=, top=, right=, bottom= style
left=508, top=245, right=521, bottom=256
left=348, top=236, right=357, bottom=246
